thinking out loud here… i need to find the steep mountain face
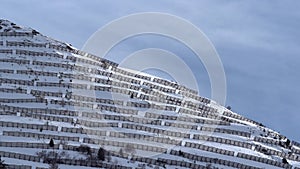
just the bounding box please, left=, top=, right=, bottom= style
left=0, top=19, right=299, bottom=169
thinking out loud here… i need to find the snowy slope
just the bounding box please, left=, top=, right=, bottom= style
left=0, top=19, right=300, bottom=169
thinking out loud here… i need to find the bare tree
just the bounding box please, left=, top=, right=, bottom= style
left=77, top=145, right=92, bottom=156
left=0, top=156, right=7, bottom=169
left=48, top=162, right=59, bottom=169
left=119, top=148, right=124, bottom=157
left=124, top=144, right=136, bottom=155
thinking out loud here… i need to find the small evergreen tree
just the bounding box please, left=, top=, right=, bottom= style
left=179, top=150, right=183, bottom=156
left=286, top=139, right=291, bottom=147
left=282, top=158, right=288, bottom=164
left=97, top=147, right=105, bottom=161
left=49, top=138, right=54, bottom=148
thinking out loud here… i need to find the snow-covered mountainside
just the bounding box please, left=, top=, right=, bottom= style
left=0, top=19, right=300, bottom=169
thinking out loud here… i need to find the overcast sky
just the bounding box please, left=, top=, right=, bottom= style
left=1, top=0, right=300, bottom=141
